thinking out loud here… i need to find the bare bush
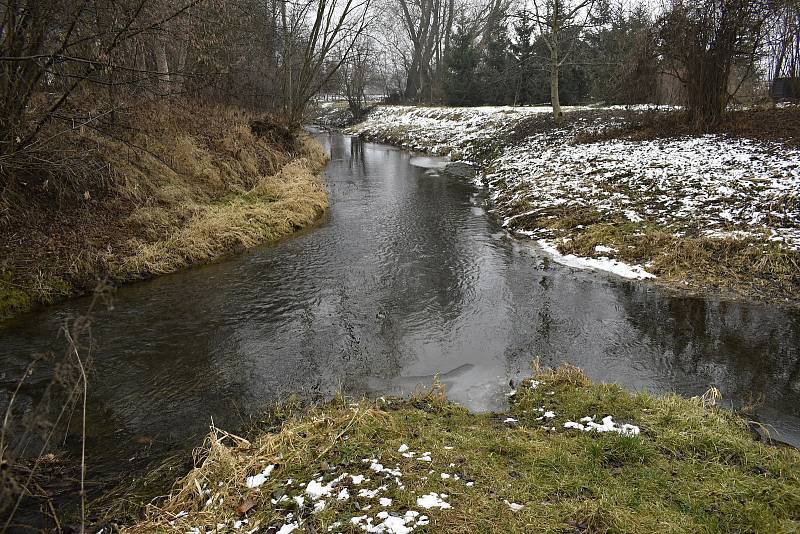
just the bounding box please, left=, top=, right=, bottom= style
left=1, top=285, right=109, bottom=531
left=658, top=0, right=775, bottom=128
left=340, top=39, right=375, bottom=120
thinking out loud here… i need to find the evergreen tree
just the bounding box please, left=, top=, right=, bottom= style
left=443, top=23, right=481, bottom=106
left=510, top=10, right=540, bottom=104
left=480, top=17, right=512, bottom=104
left=585, top=1, right=658, bottom=104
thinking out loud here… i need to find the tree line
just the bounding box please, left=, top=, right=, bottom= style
left=335, top=0, right=799, bottom=128
left=0, top=0, right=370, bottom=206
left=1, top=0, right=798, bottom=201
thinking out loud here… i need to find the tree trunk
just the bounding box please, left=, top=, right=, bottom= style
left=154, top=42, right=170, bottom=94
left=550, top=50, right=561, bottom=122
left=172, top=43, right=188, bottom=93
left=405, top=55, right=421, bottom=100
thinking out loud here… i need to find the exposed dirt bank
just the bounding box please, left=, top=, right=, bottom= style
left=0, top=103, right=329, bottom=321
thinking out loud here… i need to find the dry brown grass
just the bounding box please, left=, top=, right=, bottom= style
left=124, top=399, right=394, bottom=533
left=119, top=152, right=327, bottom=278
left=0, top=101, right=329, bottom=320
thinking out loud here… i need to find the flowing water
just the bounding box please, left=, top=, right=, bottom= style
left=2, top=131, right=800, bottom=520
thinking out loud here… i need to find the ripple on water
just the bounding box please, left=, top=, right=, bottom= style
left=1, top=133, right=799, bottom=493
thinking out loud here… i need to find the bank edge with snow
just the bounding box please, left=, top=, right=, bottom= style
left=123, top=366, right=800, bottom=534
left=347, top=105, right=800, bottom=298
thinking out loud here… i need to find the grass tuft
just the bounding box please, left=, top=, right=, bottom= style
left=116, top=365, right=800, bottom=534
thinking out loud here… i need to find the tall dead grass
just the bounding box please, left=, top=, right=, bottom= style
left=0, top=101, right=329, bottom=320
left=125, top=399, right=392, bottom=533
left=120, top=148, right=327, bottom=277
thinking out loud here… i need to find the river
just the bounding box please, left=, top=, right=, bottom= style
left=2, top=131, right=799, bottom=523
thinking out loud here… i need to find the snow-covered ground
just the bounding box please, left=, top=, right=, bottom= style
left=349, top=105, right=598, bottom=159
left=348, top=105, right=800, bottom=282
left=490, top=131, right=800, bottom=250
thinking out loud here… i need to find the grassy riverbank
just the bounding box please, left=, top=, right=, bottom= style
left=344, top=105, right=800, bottom=305
left=122, top=366, right=799, bottom=533
left=0, top=103, right=328, bottom=321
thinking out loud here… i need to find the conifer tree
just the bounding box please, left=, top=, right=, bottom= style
left=481, top=17, right=512, bottom=104
left=443, top=23, right=481, bottom=105
left=510, top=10, right=540, bottom=104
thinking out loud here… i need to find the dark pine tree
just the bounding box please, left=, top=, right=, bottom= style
left=510, top=10, right=540, bottom=105
left=443, top=24, right=481, bottom=106
left=480, top=17, right=512, bottom=104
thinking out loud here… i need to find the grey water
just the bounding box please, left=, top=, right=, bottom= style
left=2, top=131, right=799, bottom=507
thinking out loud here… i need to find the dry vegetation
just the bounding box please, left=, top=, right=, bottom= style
left=568, top=105, right=800, bottom=146
left=499, top=206, right=800, bottom=305
left=558, top=219, right=800, bottom=304
left=117, top=365, right=800, bottom=533
left=0, top=102, right=328, bottom=321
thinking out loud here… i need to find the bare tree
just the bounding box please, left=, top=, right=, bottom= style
left=279, top=0, right=372, bottom=123
left=395, top=0, right=449, bottom=100
left=388, top=0, right=507, bottom=102
left=0, top=0, right=206, bottom=200
left=340, top=39, right=374, bottom=120
left=530, top=0, right=596, bottom=121
left=658, top=0, right=774, bottom=128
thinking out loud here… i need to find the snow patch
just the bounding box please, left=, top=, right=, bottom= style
left=416, top=492, right=451, bottom=509
left=537, top=239, right=656, bottom=279
left=245, top=465, right=275, bottom=488
left=564, top=415, right=640, bottom=437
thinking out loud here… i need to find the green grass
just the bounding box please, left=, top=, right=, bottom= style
left=0, top=271, right=71, bottom=321
left=121, top=366, right=800, bottom=533
left=0, top=282, right=32, bottom=321
left=554, top=217, right=800, bottom=304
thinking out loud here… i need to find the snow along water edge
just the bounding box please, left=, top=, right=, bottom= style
left=348, top=105, right=799, bottom=284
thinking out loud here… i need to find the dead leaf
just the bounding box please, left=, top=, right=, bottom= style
left=238, top=499, right=256, bottom=515
left=134, top=435, right=154, bottom=445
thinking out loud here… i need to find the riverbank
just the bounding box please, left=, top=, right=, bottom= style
left=0, top=103, right=328, bottom=321
left=344, top=105, right=800, bottom=305
left=122, top=365, right=800, bottom=533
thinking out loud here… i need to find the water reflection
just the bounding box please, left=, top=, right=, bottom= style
left=1, top=131, right=799, bottom=491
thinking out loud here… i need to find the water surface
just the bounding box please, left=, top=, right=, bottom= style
left=2, top=132, right=799, bottom=491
